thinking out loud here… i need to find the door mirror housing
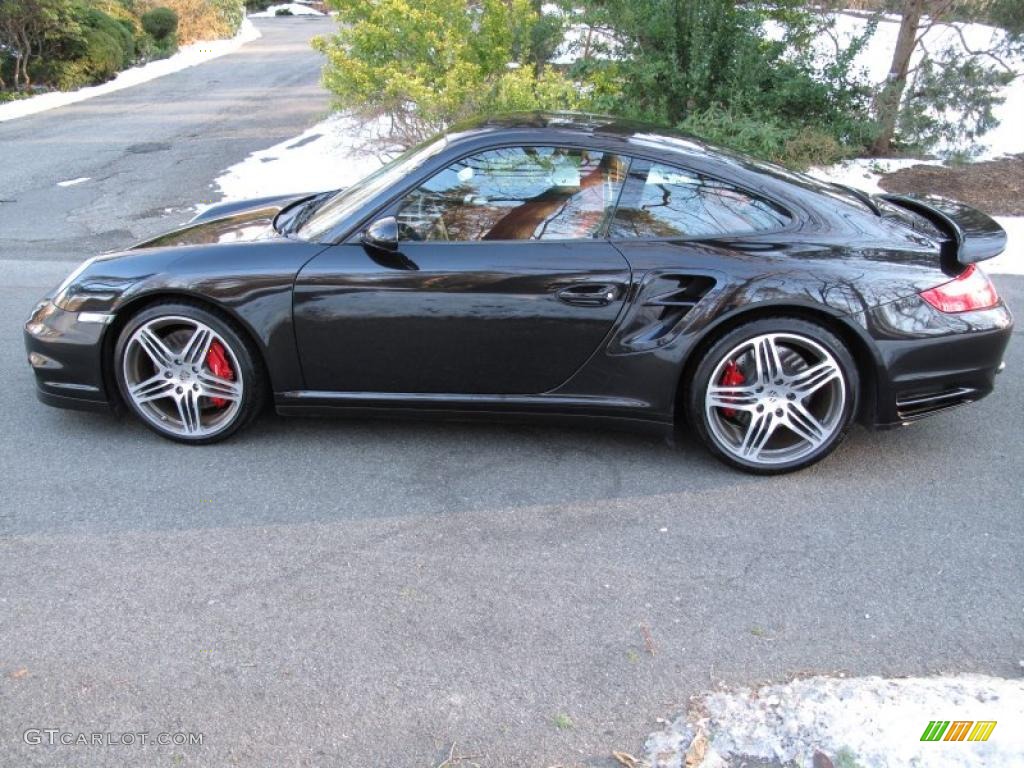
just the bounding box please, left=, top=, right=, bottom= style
left=362, top=216, right=398, bottom=252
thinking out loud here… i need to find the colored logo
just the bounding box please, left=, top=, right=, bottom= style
left=920, top=720, right=997, bottom=742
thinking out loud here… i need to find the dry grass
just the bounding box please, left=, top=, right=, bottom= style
left=140, top=0, right=238, bottom=45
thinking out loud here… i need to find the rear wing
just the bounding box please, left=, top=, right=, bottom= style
left=879, top=194, right=1007, bottom=265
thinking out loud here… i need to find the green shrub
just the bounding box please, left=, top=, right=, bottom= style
left=675, top=107, right=853, bottom=169
left=316, top=0, right=574, bottom=146
left=23, top=5, right=137, bottom=89
left=0, top=89, right=33, bottom=103
left=51, top=26, right=122, bottom=87
left=565, top=0, right=879, bottom=166
left=141, top=7, right=178, bottom=41
left=275, top=7, right=293, bottom=14
left=81, top=7, right=135, bottom=66
left=316, top=0, right=878, bottom=164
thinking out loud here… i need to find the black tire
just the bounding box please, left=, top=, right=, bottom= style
left=113, top=301, right=266, bottom=444
left=686, top=317, right=859, bottom=474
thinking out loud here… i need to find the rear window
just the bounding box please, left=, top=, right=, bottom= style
left=610, top=162, right=791, bottom=239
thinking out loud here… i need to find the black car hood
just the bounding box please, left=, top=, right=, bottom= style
left=131, top=193, right=316, bottom=250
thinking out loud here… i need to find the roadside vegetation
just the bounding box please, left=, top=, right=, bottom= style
left=315, top=0, right=1024, bottom=168
left=0, top=0, right=242, bottom=97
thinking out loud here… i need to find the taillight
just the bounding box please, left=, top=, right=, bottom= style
left=919, top=264, right=999, bottom=313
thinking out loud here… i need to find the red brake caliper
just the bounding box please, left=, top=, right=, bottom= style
left=205, top=340, right=234, bottom=408
left=720, top=359, right=745, bottom=418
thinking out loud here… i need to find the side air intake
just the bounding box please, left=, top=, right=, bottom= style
left=616, top=273, right=717, bottom=351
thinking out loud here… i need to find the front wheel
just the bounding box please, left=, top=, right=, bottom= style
left=114, top=302, right=265, bottom=444
left=687, top=318, right=859, bottom=474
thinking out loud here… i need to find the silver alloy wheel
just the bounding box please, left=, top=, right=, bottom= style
left=122, top=315, right=243, bottom=438
left=704, top=332, right=846, bottom=466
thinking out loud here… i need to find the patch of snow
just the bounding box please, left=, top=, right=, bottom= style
left=249, top=3, right=324, bottom=16
left=807, top=158, right=943, bottom=195
left=988, top=217, right=1024, bottom=276
left=645, top=674, right=1024, bottom=768
left=206, top=113, right=393, bottom=207
left=0, top=19, right=261, bottom=123
left=56, top=177, right=90, bottom=187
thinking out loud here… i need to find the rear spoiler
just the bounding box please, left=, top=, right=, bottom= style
left=879, top=194, right=1007, bottom=265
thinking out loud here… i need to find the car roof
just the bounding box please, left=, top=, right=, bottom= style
left=451, top=111, right=718, bottom=157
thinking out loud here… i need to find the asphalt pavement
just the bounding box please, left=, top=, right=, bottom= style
left=0, top=18, right=1021, bottom=768
left=0, top=17, right=333, bottom=262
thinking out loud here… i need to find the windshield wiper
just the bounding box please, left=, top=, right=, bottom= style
left=278, top=192, right=333, bottom=235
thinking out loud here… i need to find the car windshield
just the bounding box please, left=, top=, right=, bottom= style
left=294, top=135, right=451, bottom=241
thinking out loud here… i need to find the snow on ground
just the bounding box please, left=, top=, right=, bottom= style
left=249, top=4, right=324, bottom=17
left=988, top=217, right=1024, bottom=276
left=807, top=158, right=942, bottom=195
left=644, top=674, right=1024, bottom=768
left=0, top=19, right=261, bottom=123
left=207, top=113, right=390, bottom=205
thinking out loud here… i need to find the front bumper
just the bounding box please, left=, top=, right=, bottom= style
left=24, top=301, right=114, bottom=412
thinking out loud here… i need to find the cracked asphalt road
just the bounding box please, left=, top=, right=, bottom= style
left=0, top=18, right=1021, bottom=768
left=0, top=17, right=333, bottom=261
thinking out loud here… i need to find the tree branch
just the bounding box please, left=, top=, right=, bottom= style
left=949, top=23, right=1018, bottom=76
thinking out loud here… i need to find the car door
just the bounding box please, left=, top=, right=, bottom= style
left=292, top=145, right=633, bottom=395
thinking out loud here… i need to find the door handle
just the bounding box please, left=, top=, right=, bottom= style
left=556, top=283, right=621, bottom=307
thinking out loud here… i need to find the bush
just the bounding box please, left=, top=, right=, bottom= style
left=145, top=0, right=241, bottom=45
left=566, top=0, right=878, bottom=166
left=51, top=24, right=124, bottom=88
left=487, top=64, right=587, bottom=114
left=141, top=6, right=179, bottom=41
left=275, top=6, right=293, bottom=14
left=316, top=0, right=878, bottom=165
left=316, top=0, right=577, bottom=146
left=0, top=90, right=33, bottom=103
left=82, top=7, right=136, bottom=66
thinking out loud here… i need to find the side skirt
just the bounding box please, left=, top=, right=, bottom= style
left=274, top=390, right=674, bottom=439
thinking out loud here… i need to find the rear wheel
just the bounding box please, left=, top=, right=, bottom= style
left=687, top=318, right=858, bottom=474
left=114, top=302, right=265, bottom=444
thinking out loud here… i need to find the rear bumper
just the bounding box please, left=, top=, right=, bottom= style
left=870, top=304, right=1013, bottom=427
left=24, top=301, right=114, bottom=411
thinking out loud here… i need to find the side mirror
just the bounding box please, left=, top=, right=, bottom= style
left=361, top=216, right=398, bottom=252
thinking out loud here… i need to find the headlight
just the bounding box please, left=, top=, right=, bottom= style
left=52, top=256, right=100, bottom=309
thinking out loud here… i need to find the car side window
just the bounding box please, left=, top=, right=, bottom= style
left=395, top=146, right=627, bottom=242
left=610, top=161, right=790, bottom=239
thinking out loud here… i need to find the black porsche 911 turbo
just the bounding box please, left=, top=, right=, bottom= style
left=25, top=113, right=1013, bottom=473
